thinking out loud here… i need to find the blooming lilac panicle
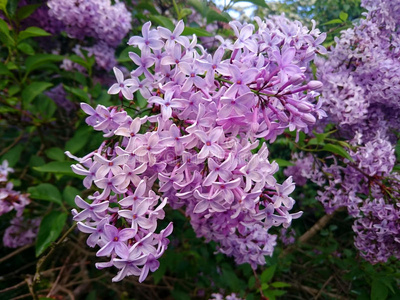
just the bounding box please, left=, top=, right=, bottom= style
left=3, top=217, right=40, bottom=248
left=0, top=161, right=30, bottom=217
left=316, top=0, right=400, bottom=144
left=47, top=0, right=131, bottom=70
left=71, top=17, right=325, bottom=282
left=287, top=137, right=400, bottom=263
left=311, top=0, right=400, bottom=263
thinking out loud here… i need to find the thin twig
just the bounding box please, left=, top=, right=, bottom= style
left=46, top=256, right=69, bottom=297
left=0, top=243, right=33, bottom=265
left=0, top=133, right=23, bottom=156
left=0, top=281, right=26, bottom=293
left=281, top=212, right=336, bottom=257
left=314, top=275, right=334, bottom=300
left=25, top=276, right=38, bottom=300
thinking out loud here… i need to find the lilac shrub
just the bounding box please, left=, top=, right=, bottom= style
left=70, top=16, right=326, bottom=282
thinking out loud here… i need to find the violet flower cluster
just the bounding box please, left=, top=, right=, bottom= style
left=0, top=161, right=39, bottom=248
left=0, top=161, right=30, bottom=217
left=316, top=0, right=400, bottom=144
left=46, top=0, right=132, bottom=70
left=300, top=0, right=400, bottom=263
left=210, top=293, right=244, bottom=300
left=285, top=137, right=400, bottom=263
left=70, top=17, right=326, bottom=282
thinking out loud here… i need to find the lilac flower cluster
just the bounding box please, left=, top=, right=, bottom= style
left=21, top=1, right=64, bottom=35
left=285, top=137, right=400, bottom=263
left=0, top=161, right=30, bottom=217
left=210, top=293, right=244, bottom=300
left=3, top=217, right=40, bottom=248
left=316, top=0, right=400, bottom=144
left=0, top=161, right=39, bottom=248
left=279, top=227, right=296, bottom=246
left=305, top=0, right=400, bottom=263
left=47, top=0, right=131, bottom=46
left=70, top=17, right=326, bottom=282
left=46, top=0, right=131, bottom=70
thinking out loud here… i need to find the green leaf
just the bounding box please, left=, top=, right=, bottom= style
left=322, top=19, right=343, bottom=25
left=21, top=81, right=53, bottom=104
left=207, top=9, right=230, bottom=24
left=31, top=94, right=57, bottom=120
left=63, top=85, right=90, bottom=102
left=18, top=26, right=50, bottom=42
left=313, top=130, right=331, bottom=144
left=180, top=8, right=192, bottom=19
left=188, top=0, right=208, bottom=17
left=28, top=183, right=62, bottom=205
left=136, top=1, right=159, bottom=15
left=6, top=0, right=17, bottom=17
left=0, top=62, right=12, bottom=76
left=234, top=0, right=269, bottom=8
left=33, top=161, right=75, bottom=176
left=261, top=264, right=277, bottom=283
left=1, top=143, right=23, bottom=167
left=270, top=282, right=291, bottom=288
left=182, top=26, right=213, bottom=37
left=0, top=0, right=7, bottom=13
left=63, top=186, right=79, bottom=208
left=322, top=143, right=354, bottom=162
left=25, top=54, right=64, bottom=74
left=0, top=18, right=14, bottom=46
left=248, top=276, right=256, bottom=289
left=0, top=17, right=9, bottom=35
left=221, top=266, right=241, bottom=291
left=35, top=211, right=67, bottom=256
left=17, top=42, right=35, bottom=55
left=16, top=4, right=41, bottom=20
left=69, top=54, right=91, bottom=70
left=148, top=15, right=174, bottom=31
left=171, top=290, right=190, bottom=300
left=273, top=158, right=294, bottom=167
left=45, top=147, right=65, bottom=161
left=117, top=46, right=133, bottom=63
left=8, top=84, right=20, bottom=96
left=65, top=126, right=92, bottom=154
left=371, top=280, right=389, bottom=300
left=339, top=11, right=349, bottom=22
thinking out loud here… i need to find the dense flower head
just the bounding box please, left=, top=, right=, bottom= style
left=309, top=0, right=400, bottom=264
left=316, top=0, right=400, bottom=144
left=286, top=137, right=400, bottom=263
left=47, top=0, right=131, bottom=47
left=3, top=217, right=40, bottom=248
left=0, top=161, right=30, bottom=217
left=70, top=17, right=326, bottom=282
left=353, top=197, right=400, bottom=264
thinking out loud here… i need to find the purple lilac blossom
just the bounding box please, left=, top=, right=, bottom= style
left=0, top=162, right=30, bottom=217
left=209, top=293, right=244, bottom=300
left=70, top=17, right=326, bottom=282
left=308, top=0, right=400, bottom=263
left=46, top=0, right=131, bottom=70
left=287, top=137, right=400, bottom=263
left=3, top=217, right=40, bottom=248
left=316, top=0, right=400, bottom=144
